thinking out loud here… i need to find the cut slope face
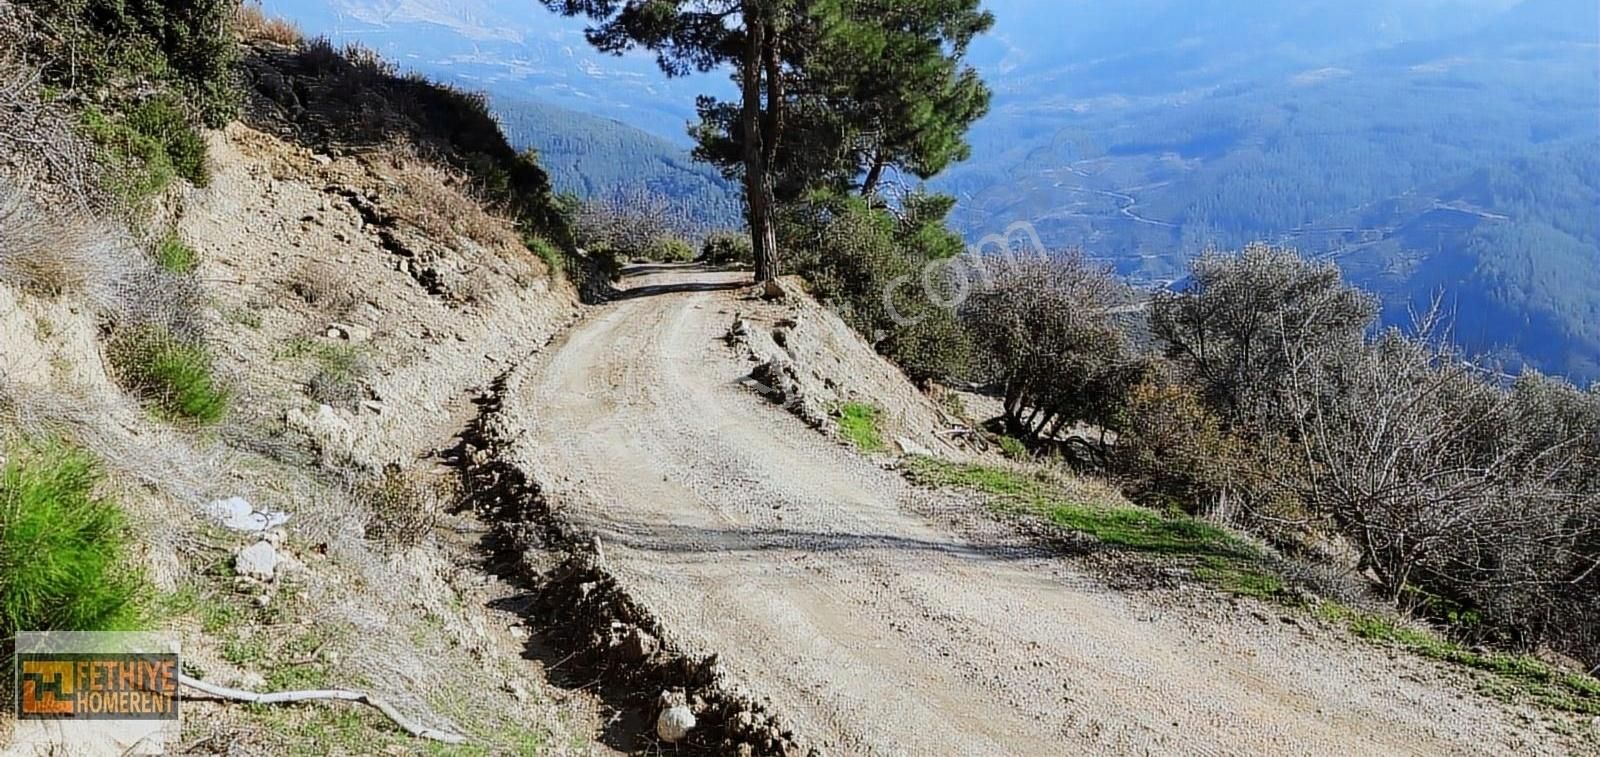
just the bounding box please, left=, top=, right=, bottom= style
left=496, top=264, right=1575, bottom=755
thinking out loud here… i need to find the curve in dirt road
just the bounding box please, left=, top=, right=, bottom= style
left=499, top=264, right=1570, bottom=756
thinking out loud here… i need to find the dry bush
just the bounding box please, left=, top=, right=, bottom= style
left=235, top=1, right=302, bottom=46
left=963, top=251, right=1144, bottom=448
left=1151, top=244, right=1377, bottom=425
left=360, top=464, right=440, bottom=550
left=382, top=147, right=522, bottom=251
left=284, top=259, right=360, bottom=317
left=0, top=5, right=107, bottom=212
left=0, top=180, right=205, bottom=341
left=0, top=182, right=114, bottom=296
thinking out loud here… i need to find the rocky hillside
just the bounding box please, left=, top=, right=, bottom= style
left=0, top=5, right=611, bottom=751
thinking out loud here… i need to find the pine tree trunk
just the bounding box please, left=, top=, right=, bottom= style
left=861, top=152, right=887, bottom=198
left=741, top=2, right=779, bottom=285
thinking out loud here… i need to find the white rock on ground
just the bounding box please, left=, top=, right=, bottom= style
left=234, top=541, right=282, bottom=582
left=656, top=705, right=696, bottom=744
left=204, top=496, right=290, bottom=533
left=896, top=437, right=934, bottom=458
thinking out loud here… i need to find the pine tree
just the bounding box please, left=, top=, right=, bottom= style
left=542, top=0, right=792, bottom=284
left=544, top=1, right=993, bottom=283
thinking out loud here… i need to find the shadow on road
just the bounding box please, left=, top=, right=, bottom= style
left=612, top=279, right=751, bottom=300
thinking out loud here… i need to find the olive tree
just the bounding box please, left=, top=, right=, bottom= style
left=1151, top=243, right=1376, bottom=427
left=963, top=251, right=1144, bottom=450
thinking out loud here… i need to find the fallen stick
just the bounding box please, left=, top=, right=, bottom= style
left=177, top=674, right=468, bottom=745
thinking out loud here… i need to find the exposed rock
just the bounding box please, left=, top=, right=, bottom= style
left=286, top=403, right=356, bottom=452
left=326, top=321, right=373, bottom=342
left=235, top=541, right=282, bottom=582
left=896, top=437, right=934, bottom=458
left=618, top=628, right=660, bottom=663
left=657, top=704, right=697, bottom=744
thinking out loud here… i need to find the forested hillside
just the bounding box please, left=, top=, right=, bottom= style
left=492, top=99, right=741, bottom=233
left=942, top=0, right=1600, bottom=380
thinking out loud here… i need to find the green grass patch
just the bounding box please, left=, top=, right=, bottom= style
left=158, top=585, right=240, bottom=635
left=998, top=435, right=1030, bottom=461
left=1317, top=602, right=1600, bottom=714
left=80, top=96, right=209, bottom=208
left=906, top=457, right=1279, bottom=595
left=525, top=234, right=566, bottom=279
left=154, top=230, right=198, bottom=273
left=0, top=442, right=146, bottom=644
left=108, top=326, right=229, bottom=424
left=838, top=402, right=886, bottom=452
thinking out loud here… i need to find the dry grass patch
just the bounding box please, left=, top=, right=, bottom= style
left=359, top=465, right=442, bottom=551
left=285, top=259, right=361, bottom=317
left=235, top=1, right=303, bottom=46
left=0, top=180, right=123, bottom=298
left=382, top=147, right=524, bottom=252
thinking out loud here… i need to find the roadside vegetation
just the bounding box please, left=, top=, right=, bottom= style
left=536, top=0, right=1600, bottom=695
left=14, top=0, right=234, bottom=214
left=108, top=325, right=229, bottom=424
left=154, top=229, right=199, bottom=273
left=0, top=442, right=146, bottom=644
left=906, top=457, right=1280, bottom=598
left=837, top=402, right=886, bottom=453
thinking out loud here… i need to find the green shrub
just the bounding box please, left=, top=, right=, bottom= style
left=21, top=0, right=240, bottom=126
left=108, top=326, right=229, bottom=423
left=781, top=192, right=972, bottom=382
left=81, top=107, right=177, bottom=207
left=998, top=435, right=1029, bottom=460
left=0, top=442, right=146, bottom=643
left=125, top=98, right=209, bottom=186
left=700, top=231, right=753, bottom=265
left=525, top=234, right=566, bottom=278
left=838, top=402, right=885, bottom=452
left=650, top=236, right=697, bottom=263
left=80, top=97, right=209, bottom=207
left=154, top=230, right=198, bottom=273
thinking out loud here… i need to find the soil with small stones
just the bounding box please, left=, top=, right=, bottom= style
left=483, top=263, right=1579, bottom=755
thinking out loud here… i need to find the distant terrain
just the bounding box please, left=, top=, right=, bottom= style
left=265, top=0, right=1600, bottom=380
left=943, top=0, right=1600, bottom=379
left=492, top=98, right=742, bottom=233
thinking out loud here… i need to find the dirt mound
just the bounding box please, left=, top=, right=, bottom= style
left=723, top=275, right=968, bottom=458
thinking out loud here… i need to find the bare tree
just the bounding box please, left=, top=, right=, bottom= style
left=1280, top=319, right=1600, bottom=652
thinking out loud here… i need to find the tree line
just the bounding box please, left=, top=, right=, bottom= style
left=967, top=245, right=1600, bottom=665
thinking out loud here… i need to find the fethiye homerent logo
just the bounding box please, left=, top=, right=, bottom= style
left=9, top=632, right=180, bottom=755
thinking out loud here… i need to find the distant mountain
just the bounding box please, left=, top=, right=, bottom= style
left=1334, top=138, right=1600, bottom=379
left=939, top=0, right=1600, bottom=380
left=492, top=99, right=742, bottom=233
left=262, top=0, right=742, bottom=232
left=264, top=0, right=1600, bottom=381
left=261, top=0, right=730, bottom=138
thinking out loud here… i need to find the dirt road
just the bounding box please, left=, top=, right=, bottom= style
left=500, top=265, right=1566, bottom=755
